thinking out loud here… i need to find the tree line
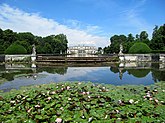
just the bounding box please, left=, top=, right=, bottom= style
left=104, top=24, right=165, bottom=54
left=0, top=28, right=68, bottom=54
left=0, top=24, right=164, bottom=55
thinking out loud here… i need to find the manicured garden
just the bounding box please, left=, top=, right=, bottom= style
left=0, top=81, right=165, bottom=122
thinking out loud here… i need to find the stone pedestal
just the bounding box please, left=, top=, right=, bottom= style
left=119, top=54, right=125, bottom=62
left=31, top=55, right=36, bottom=62
left=31, top=63, right=36, bottom=68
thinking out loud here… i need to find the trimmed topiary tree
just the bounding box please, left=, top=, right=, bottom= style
left=128, top=42, right=151, bottom=54
left=5, top=44, right=27, bottom=54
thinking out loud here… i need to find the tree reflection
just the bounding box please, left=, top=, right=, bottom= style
left=152, top=70, right=165, bottom=82
left=110, top=66, right=119, bottom=73
left=127, top=69, right=150, bottom=78
left=1, top=69, right=33, bottom=81
left=0, top=65, right=5, bottom=71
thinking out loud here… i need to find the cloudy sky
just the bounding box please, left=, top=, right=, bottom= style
left=0, top=0, right=164, bottom=47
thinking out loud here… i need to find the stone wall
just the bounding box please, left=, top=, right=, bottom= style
left=124, top=54, right=137, bottom=61
left=160, top=54, right=165, bottom=62
left=137, top=54, right=152, bottom=62
left=5, top=55, right=35, bottom=62
left=119, top=54, right=165, bottom=62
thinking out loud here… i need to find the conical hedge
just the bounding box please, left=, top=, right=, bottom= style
left=129, top=42, right=151, bottom=54
left=5, top=44, right=27, bottom=54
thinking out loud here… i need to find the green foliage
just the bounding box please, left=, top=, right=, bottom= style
left=127, top=33, right=134, bottom=42
left=129, top=42, right=151, bottom=54
left=37, top=34, right=68, bottom=54
left=14, top=40, right=32, bottom=54
left=152, top=69, right=165, bottom=81
left=5, top=44, right=27, bottom=54
left=0, top=82, right=165, bottom=122
left=104, top=34, right=135, bottom=54
left=150, top=24, right=165, bottom=50
left=0, top=45, right=4, bottom=54
left=123, top=42, right=135, bottom=53
left=109, top=35, right=127, bottom=53
left=2, top=29, right=17, bottom=44
left=140, top=31, right=148, bottom=41
left=0, top=28, right=68, bottom=54
left=104, top=24, right=165, bottom=54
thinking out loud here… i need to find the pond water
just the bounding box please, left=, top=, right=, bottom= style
left=0, top=62, right=165, bottom=92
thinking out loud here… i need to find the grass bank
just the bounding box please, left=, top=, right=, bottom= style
left=0, top=82, right=165, bottom=122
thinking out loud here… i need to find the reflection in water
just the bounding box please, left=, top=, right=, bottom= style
left=1, top=69, right=34, bottom=81
left=0, top=62, right=165, bottom=91
left=152, top=70, right=165, bottom=82
left=36, top=65, right=68, bottom=75
left=113, top=62, right=165, bottom=81
left=127, top=69, right=150, bottom=78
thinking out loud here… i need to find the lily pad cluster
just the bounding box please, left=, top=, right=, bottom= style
left=0, top=82, right=165, bottom=122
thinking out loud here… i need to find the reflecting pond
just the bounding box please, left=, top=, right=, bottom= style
left=0, top=62, right=165, bottom=92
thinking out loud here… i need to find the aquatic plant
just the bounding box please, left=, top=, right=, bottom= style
left=0, top=82, right=165, bottom=122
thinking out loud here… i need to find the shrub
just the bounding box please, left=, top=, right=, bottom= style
left=129, top=42, right=151, bottom=54
left=5, top=44, right=27, bottom=54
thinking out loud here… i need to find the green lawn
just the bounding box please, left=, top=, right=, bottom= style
left=0, top=82, right=165, bottom=122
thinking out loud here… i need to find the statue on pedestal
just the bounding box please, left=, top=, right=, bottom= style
left=32, top=44, right=36, bottom=56
left=119, top=44, right=123, bottom=55
left=31, top=44, right=36, bottom=63
left=118, top=44, right=125, bottom=62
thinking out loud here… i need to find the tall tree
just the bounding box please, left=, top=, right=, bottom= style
left=3, top=29, right=17, bottom=45
left=0, top=28, right=4, bottom=46
left=109, top=35, right=127, bottom=53
left=17, top=32, right=36, bottom=53
left=150, top=24, right=165, bottom=50
left=127, top=33, right=134, bottom=42
left=140, top=31, right=148, bottom=40
left=54, top=34, right=68, bottom=53
left=17, top=32, right=35, bottom=44
left=135, top=34, right=140, bottom=42
left=139, top=31, right=150, bottom=45
left=121, top=34, right=135, bottom=53
left=42, top=43, right=53, bottom=54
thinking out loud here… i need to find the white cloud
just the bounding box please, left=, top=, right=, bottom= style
left=0, top=4, right=108, bottom=47
left=63, top=19, right=106, bottom=36
left=51, top=67, right=102, bottom=82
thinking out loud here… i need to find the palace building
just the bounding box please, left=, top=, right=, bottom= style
left=67, top=45, right=97, bottom=55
